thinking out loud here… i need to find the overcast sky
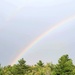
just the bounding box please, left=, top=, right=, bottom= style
left=0, top=0, right=75, bottom=66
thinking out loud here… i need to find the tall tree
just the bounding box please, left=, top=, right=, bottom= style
left=52, top=54, right=74, bottom=75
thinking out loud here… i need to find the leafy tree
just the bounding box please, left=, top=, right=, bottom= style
left=0, top=64, right=4, bottom=75
left=53, top=54, right=74, bottom=75
left=11, top=58, right=28, bottom=75
left=18, top=58, right=26, bottom=66
left=37, top=60, right=44, bottom=67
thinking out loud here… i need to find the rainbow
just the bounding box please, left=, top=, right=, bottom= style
left=10, top=14, right=75, bottom=66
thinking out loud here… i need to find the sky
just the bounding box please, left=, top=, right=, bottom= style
left=0, top=0, right=75, bottom=66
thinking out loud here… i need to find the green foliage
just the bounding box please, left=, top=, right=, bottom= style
left=52, top=54, right=75, bottom=75
left=0, top=64, right=4, bottom=75
left=0, top=54, right=75, bottom=75
left=37, top=60, right=44, bottom=67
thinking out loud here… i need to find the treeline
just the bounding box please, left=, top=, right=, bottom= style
left=0, top=54, right=75, bottom=75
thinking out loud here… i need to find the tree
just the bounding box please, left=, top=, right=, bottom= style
left=53, top=54, right=74, bottom=75
left=37, top=60, right=44, bottom=67
left=0, top=64, right=4, bottom=75
left=18, top=58, right=26, bottom=66
left=11, top=58, right=27, bottom=75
